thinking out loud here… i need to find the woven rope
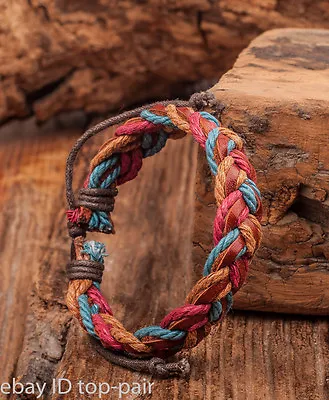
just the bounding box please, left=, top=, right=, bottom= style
left=65, top=93, right=262, bottom=377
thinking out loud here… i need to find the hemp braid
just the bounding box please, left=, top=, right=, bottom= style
left=65, top=91, right=262, bottom=378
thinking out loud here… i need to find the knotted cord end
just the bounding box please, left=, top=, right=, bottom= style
left=91, top=337, right=190, bottom=379
left=148, top=357, right=191, bottom=378
left=189, top=91, right=219, bottom=113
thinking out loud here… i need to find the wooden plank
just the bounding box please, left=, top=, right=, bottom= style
left=53, top=313, right=329, bottom=400
left=2, top=119, right=327, bottom=399
left=0, top=116, right=84, bottom=387
left=194, top=28, right=329, bottom=315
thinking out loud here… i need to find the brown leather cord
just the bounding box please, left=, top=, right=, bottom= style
left=67, top=260, right=105, bottom=271
left=79, top=187, right=119, bottom=196
left=67, top=222, right=87, bottom=238
left=78, top=187, right=117, bottom=209
left=77, top=198, right=115, bottom=212
left=91, top=337, right=190, bottom=378
left=77, top=202, right=114, bottom=212
left=68, top=272, right=103, bottom=282
left=67, top=260, right=105, bottom=282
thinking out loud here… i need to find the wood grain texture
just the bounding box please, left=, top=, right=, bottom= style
left=193, top=28, right=329, bottom=315
left=0, top=115, right=85, bottom=389
left=1, top=118, right=328, bottom=399
left=2, top=1, right=329, bottom=123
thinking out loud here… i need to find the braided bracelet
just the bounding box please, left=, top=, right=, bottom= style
left=65, top=92, right=262, bottom=378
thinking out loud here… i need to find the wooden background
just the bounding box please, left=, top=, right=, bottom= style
left=1, top=1, right=329, bottom=124
left=1, top=115, right=328, bottom=399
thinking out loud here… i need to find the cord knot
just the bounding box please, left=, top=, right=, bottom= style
left=67, top=221, right=87, bottom=238
left=66, top=259, right=105, bottom=282
left=148, top=357, right=190, bottom=378
left=77, top=187, right=118, bottom=212
left=189, top=91, right=218, bottom=112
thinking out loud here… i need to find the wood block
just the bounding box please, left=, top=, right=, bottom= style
left=194, top=29, right=329, bottom=315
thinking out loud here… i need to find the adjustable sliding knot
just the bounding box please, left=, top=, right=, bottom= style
left=66, top=183, right=118, bottom=234
left=77, top=187, right=118, bottom=212
left=67, top=240, right=108, bottom=282
left=65, top=91, right=263, bottom=377
left=67, top=259, right=104, bottom=283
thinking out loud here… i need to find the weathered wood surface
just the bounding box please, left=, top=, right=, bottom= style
left=1, top=117, right=328, bottom=399
left=193, top=28, right=329, bottom=315
left=0, top=114, right=86, bottom=393
left=2, top=1, right=329, bottom=123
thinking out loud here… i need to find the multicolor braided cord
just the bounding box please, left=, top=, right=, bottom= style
left=65, top=96, right=262, bottom=376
